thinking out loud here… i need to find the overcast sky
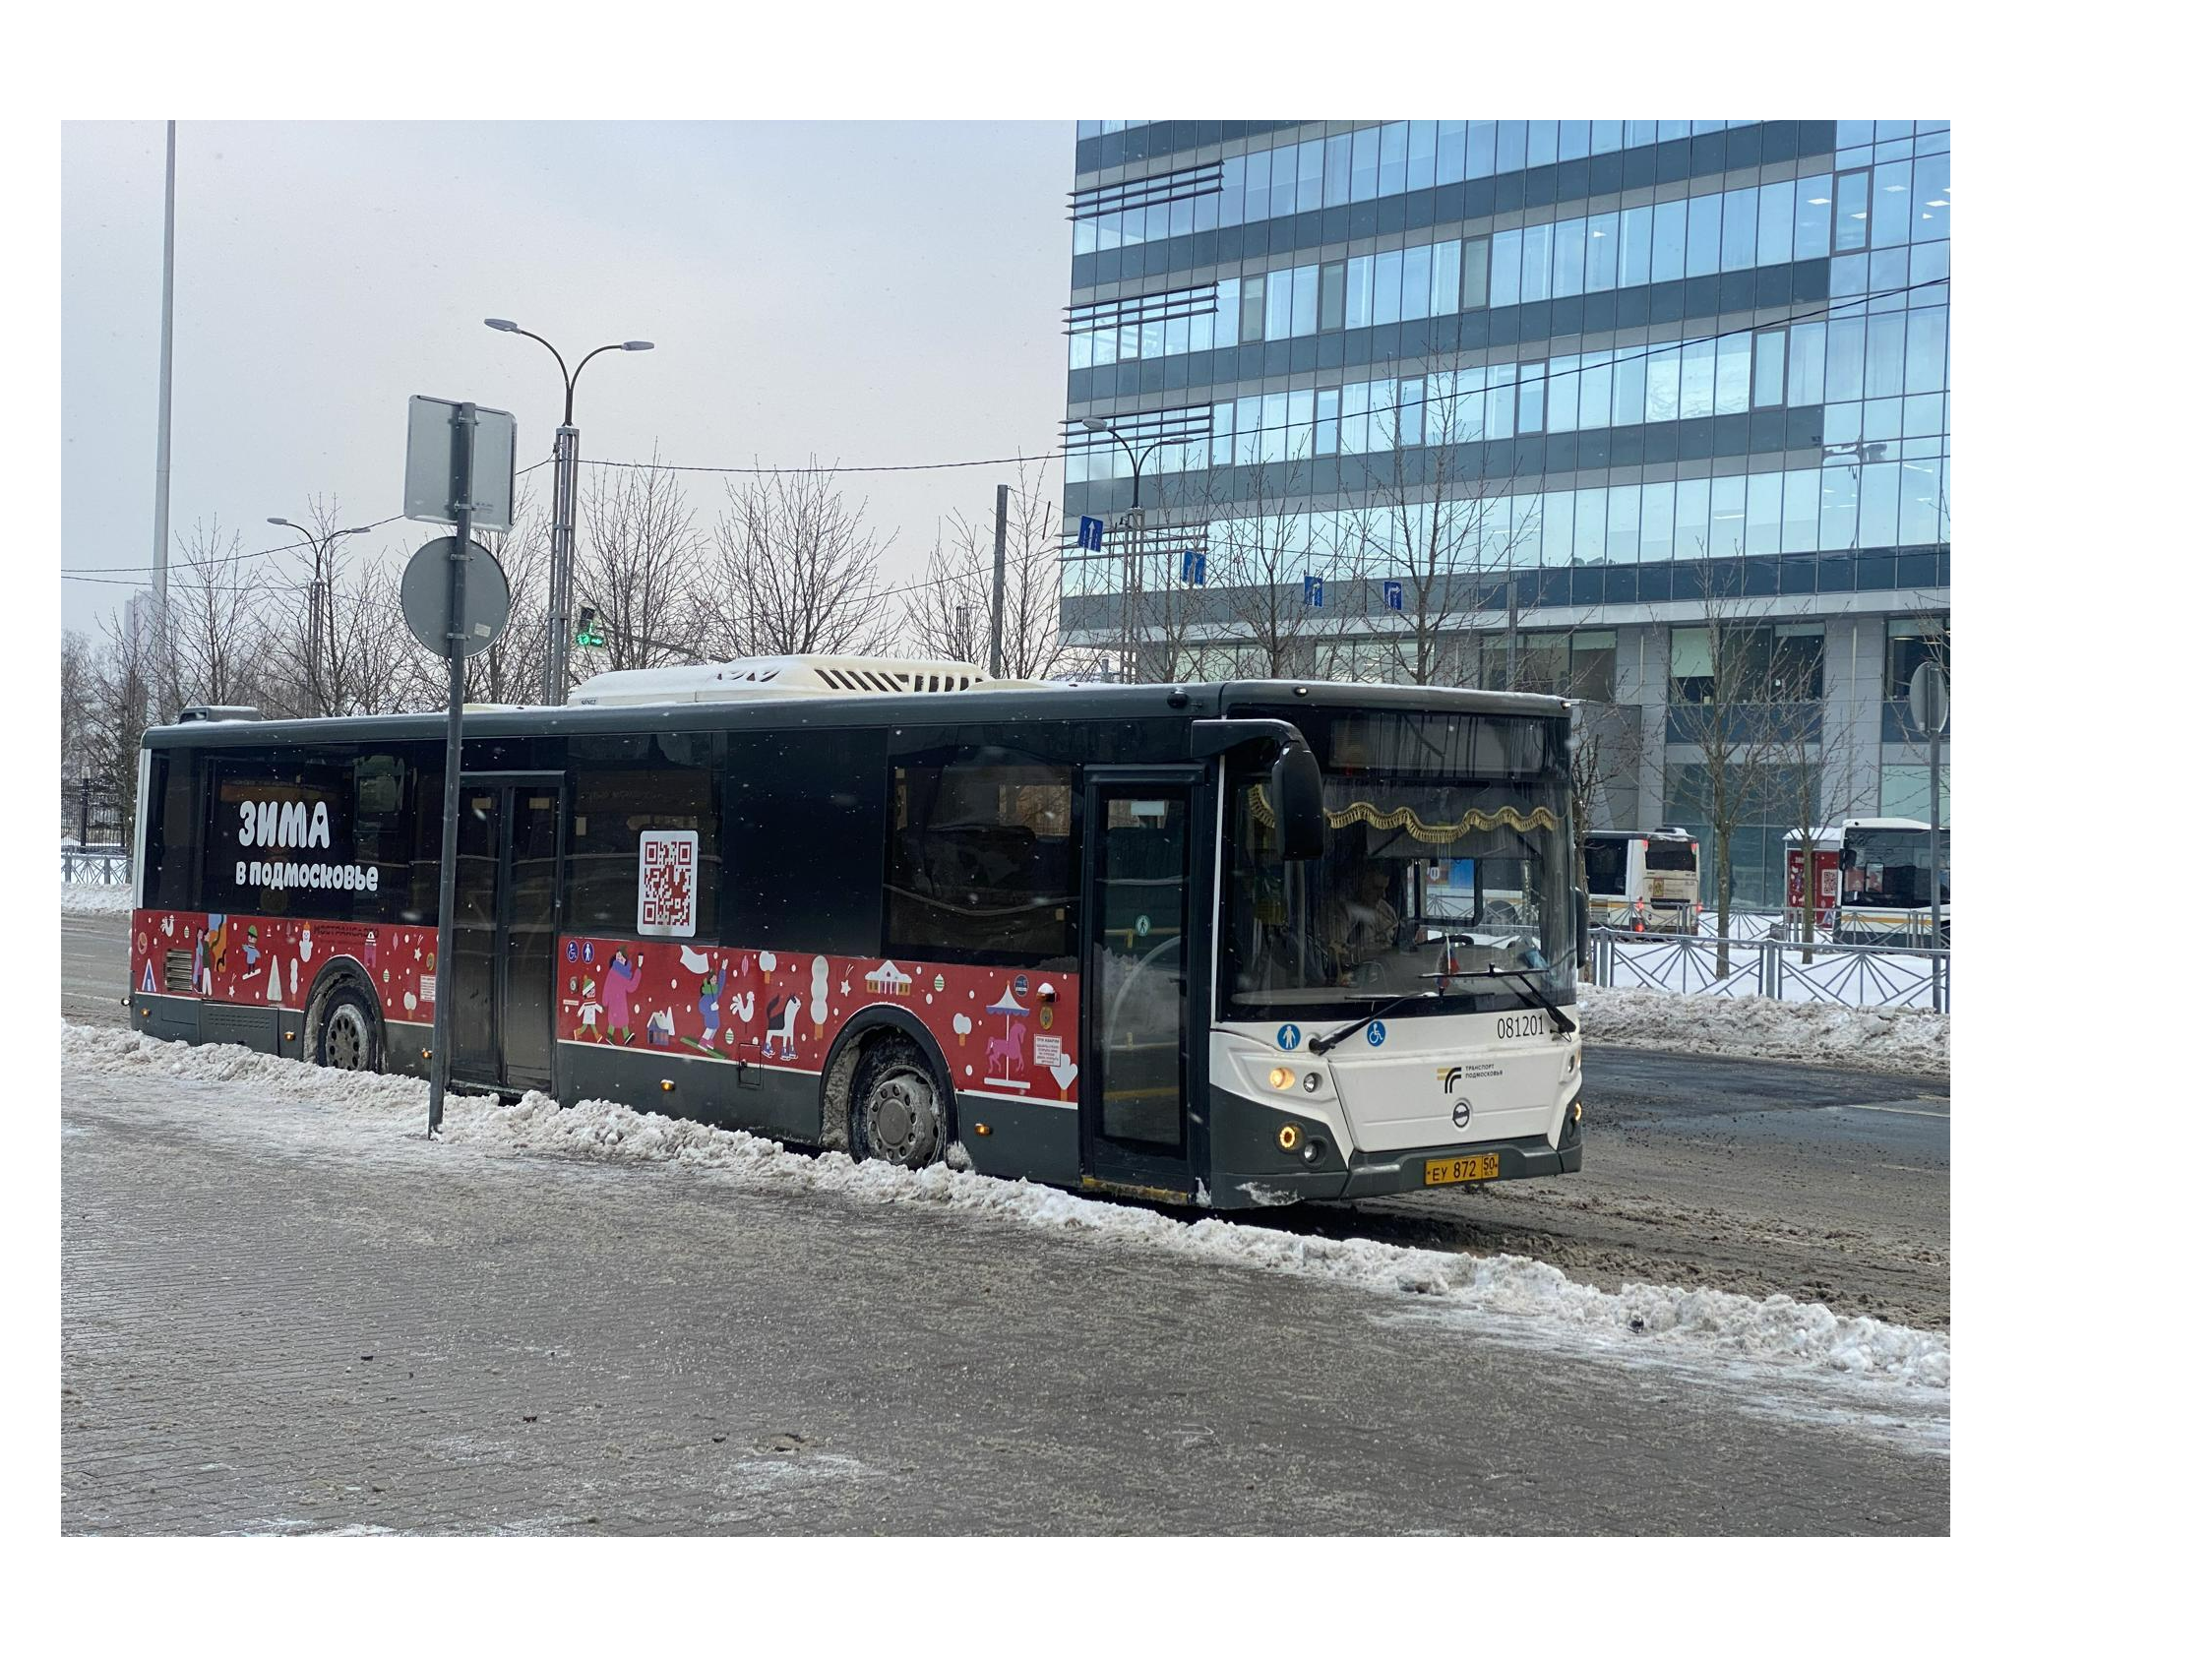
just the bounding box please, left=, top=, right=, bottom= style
left=59, top=120, right=1074, bottom=637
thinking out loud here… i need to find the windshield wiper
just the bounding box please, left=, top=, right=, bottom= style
left=1422, top=964, right=1576, bottom=1035
left=1308, top=991, right=1440, bottom=1055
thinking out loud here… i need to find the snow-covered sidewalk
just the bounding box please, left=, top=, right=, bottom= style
left=1576, top=983, right=1949, bottom=1075
left=61, top=884, right=134, bottom=918
left=61, top=1021, right=1950, bottom=1443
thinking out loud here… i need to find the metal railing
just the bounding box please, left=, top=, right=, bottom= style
left=1587, top=927, right=1948, bottom=1012
left=61, top=846, right=132, bottom=887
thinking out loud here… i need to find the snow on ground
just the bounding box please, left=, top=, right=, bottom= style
left=1577, top=982, right=1948, bottom=1075
left=61, top=1021, right=1951, bottom=1435
left=61, top=884, right=134, bottom=918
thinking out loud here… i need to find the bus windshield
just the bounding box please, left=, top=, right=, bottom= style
left=1222, top=708, right=1573, bottom=1020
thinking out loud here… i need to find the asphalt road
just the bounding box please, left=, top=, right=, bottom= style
left=62, top=1067, right=1946, bottom=1535
left=62, top=908, right=1950, bottom=1328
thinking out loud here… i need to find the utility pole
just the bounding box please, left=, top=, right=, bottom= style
left=988, top=482, right=1010, bottom=678
left=151, top=120, right=176, bottom=649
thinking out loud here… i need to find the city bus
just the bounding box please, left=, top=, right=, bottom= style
left=1783, top=819, right=1950, bottom=948
left=1581, top=828, right=1700, bottom=933
left=126, top=657, right=1586, bottom=1209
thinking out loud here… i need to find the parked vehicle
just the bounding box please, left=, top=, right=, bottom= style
left=1582, top=828, right=1700, bottom=933
left=1784, top=819, right=1949, bottom=948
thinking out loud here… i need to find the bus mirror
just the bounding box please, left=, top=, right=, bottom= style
left=1573, top=887, right=1590, bottom=968
left=1269, top=745, right=1325, bottom=861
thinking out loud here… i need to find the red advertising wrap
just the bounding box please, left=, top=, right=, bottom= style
left=131, top=909, right=1080, bottom=1105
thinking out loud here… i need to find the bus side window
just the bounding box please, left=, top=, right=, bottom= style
left=886, top=756, right=1075, bottom=968
left=567, top=733, right=722, bottom=938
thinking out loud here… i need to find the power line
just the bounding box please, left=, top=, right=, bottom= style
left=578, top=451, right=1062, bottom=478
left=60, top=458, right=556, bottom=579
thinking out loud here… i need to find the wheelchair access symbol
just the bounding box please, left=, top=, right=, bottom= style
left=1276, top=1023, right=1302, bottom=1051
left=1367, top=1020, right=1387, bottom=1046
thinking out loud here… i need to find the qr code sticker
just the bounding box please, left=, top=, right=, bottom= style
left=638, top=830, right=700, bottom=937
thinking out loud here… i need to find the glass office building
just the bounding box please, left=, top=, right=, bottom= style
left=1059, top=119, right=1950, bottom=907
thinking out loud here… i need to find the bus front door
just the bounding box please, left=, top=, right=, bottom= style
left=449, top=776, right=564, bottom=1093
left=1080, top=770, right=1202, bottom=1198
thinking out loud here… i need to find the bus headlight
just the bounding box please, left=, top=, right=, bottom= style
left=1267, top=1066, right=1296, bottom=1091
left=1277, top=1123, right=1303, bottom=1151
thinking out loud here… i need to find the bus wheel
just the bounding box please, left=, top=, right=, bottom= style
left=850, top=1035, right=946, bottom=1169
left=314, top=985, right=383, bottom=1074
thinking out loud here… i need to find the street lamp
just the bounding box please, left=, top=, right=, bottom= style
left=1081, top=415, right=1183, bottom=681
left=268, top=516, right=371, bottom=715
left=484, top=320, right=654, bottom=702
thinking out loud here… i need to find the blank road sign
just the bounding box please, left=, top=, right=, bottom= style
left=404, top=396, right=518, bottom=530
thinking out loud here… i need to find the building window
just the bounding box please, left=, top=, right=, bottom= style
left=1770, top=623, right=1824, bottom=701
left=1570, top=632, right=1615, bottom=702
left=1886, top=615, right=1950, bottom=699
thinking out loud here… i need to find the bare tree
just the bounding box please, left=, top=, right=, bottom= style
left=1768, top=647, right=1877, bottom=960
left=1665, top=565, right=1826, bottom=972
left=60, top=629, right=98, bottom=796
left=1204, top=446, right=1331, bottom=680
left=574, top=457, right=706, bottom=674
left=1327, top=361, right=1542, bottom=689
left=697, top=465, right=900, bottom=662
left=83, top=603, right=157, bottom=852
left=157, top=518, right=268, bottom=717
left=906, top=461, right=1071, bottom=679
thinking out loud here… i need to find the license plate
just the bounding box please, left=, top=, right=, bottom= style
left=1424, top=1152, right=1501, bottom=1186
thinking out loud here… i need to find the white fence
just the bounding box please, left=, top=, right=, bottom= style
left=61, top=846, right=131, bottom=887
left=1588, top=927, right=1949, bottom=1012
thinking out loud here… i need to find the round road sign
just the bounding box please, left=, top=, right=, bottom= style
left=400, top=536, right=512, bottom=658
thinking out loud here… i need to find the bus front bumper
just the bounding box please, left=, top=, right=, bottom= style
left=1207, top=1085, right=1581, bottom=1208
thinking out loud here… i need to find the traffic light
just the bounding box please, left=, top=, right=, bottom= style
left=575, top=604, right=606, bottom=648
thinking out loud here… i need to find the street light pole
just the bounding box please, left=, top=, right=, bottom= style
left=268, top=517, right=370, bottom=715
left=1081, top=417, right=1170, bottom=682
left=484, top=322, right=653, bottom=704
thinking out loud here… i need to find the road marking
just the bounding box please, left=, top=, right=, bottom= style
left=1876, top=1162, right=1940, bottom=1176
left=1833, top=1102, right=1949, bottom=1119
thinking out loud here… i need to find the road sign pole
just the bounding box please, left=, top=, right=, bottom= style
left=428, top=402, right=477, bottom=1137
left=1929, top=721, right=1942, bottom=975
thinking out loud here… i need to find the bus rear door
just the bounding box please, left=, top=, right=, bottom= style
left=450, top=774, right=565, bottom=1093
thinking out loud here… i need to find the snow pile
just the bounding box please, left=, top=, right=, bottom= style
left=61, top=885, right=134, bottom=918
left=62, top=1021, right=1950, bottom=1398
left=1577, top=983, right=1948, bottom=1075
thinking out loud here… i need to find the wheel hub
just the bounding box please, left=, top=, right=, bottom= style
left=327, top=1004, right=369, bottom=1071
left=866, top=1068, right=937, bottom=1162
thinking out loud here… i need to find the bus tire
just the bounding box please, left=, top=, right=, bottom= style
left=849, top=1033, right=946, bottom=1170
left=312, top=982, right=383, bottom=1074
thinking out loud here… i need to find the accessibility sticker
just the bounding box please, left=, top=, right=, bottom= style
left=1276, top=1023, right=1302, bottom=1051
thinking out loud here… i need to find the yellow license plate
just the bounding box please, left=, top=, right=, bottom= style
left=1424, top=1153, right=1501, bottom=1186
